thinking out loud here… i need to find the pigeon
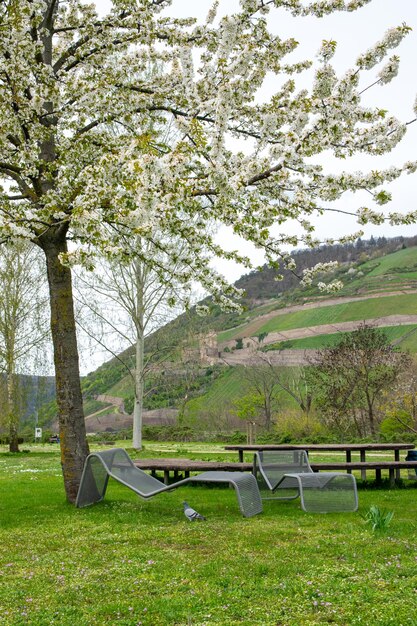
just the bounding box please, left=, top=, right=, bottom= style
left=183, top=501, right=206, bottom=521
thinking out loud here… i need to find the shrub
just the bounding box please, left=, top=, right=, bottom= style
left=380, top=410, right=414, bottom=439
left=228, top=430, right=246, bottom=443
left=362, top=505, right=394, bottom=532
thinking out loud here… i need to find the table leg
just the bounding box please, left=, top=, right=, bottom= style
left=239, top=450, right=243, bottom=463
left=395, top=450, right=400, bottom=481
left=360, top=450, right=366, bottom=481
left=346, top=450, right=352, bottom=474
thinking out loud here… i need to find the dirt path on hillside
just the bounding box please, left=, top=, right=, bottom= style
left=253, top=314, right=417, bottom=346
left=219, top=289, right=417, bottom=347
left=220, top=348, right=318, bottom=366
left=219, top=315, right=417, bottom=366
left=224, top=289, right=417, bottom=341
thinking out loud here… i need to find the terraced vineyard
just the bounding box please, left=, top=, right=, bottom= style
left=55, top=244, right=417, bottom=430
left=217, top=292, right=417, bottom=343
left=255, top=293, right=417, bottom=335
left=264, top=324, right=417, bottom=352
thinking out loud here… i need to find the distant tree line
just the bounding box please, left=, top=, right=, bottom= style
left=235, top=236, right=417, bottom=301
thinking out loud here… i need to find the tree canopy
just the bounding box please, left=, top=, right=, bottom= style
left=1, top=0, right=416, bottom=499
left=1, top=1, right=416, bottom=295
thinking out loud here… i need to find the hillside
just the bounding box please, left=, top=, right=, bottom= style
left=37, top=236, right=417, bottom=432
left=0, top=375, right=57, bottom=439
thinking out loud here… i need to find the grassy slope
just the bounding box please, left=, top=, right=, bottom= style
left=1, top=448, right=417, bottom=626
left=219, top=293, right=417, bottom=342
left=254, top=293, right=417, bottom=336
left=218, top=246, right=417, bottom=342
left=266, top=325, right=417, bottom=351
left=184, top=366, right=299, bottom=420
left=336, top=246, right=417, bottom=292
left=184, top=367, right=246, bottom=419
left=354, top=245, right=417, bottom=276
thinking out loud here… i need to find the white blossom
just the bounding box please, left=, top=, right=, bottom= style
left=377, top=55, right=400, bottom=85
left=0, top=0, right=415, bottom=305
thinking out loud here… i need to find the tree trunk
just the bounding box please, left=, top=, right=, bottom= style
left=132, top=334, right=144, bottom=450
left=7, top=367, right=19, bottom=452
left=366, top=391, right=377, bottom=437
left=39, top=229, right=89, bottom=502
left=132, top=261, right=145, bottom=450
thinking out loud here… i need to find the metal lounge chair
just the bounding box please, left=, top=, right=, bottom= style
left=255, top=449, right=358, bottom=513
left=75, top=448, right=262, bottom=518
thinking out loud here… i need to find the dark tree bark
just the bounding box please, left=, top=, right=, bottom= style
left=9, top=423, right=19, bottom=453
left=7, top=373, right=19, bottom=453
left=38, top=226, right=89, bottom=502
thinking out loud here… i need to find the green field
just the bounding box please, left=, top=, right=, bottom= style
left=218, top=293, right=417, bottom=343
left=1, top=446, right=417, bottom=626
left=183, top=366, right=304, bottom=420
left=218, top=247, right=417, bottom=343
left=106, top=375, right=134, bottom=399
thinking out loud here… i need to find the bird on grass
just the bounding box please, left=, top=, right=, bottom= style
left=183, top=501, right=206, bottom=521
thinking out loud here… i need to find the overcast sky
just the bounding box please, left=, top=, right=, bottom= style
left=202, top=0, right=417, bottom=280
left=95, top=0, right=417, bottom=281
left=80, top=0, right=417, bottom=374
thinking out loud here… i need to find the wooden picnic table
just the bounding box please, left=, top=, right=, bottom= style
left=225, top=443, right=416, bottom=480
left=134, top=456, right=417, bottom=487
left=134, top=458, right=252, bottom=484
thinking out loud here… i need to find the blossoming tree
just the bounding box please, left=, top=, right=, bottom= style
left=1, top=0, right=416, bottom=501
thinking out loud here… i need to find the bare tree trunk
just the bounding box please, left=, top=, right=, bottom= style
left=367, top=401, right=377, bottom=437
left=39, top=229, right=89, bottom=502
left=7, top=390, right=19, bottom=452
left=7, top=363, right=19, bottom=452
left=133, top=261, right=145, bottom=450
left=132, top=324, right=145, bottom=450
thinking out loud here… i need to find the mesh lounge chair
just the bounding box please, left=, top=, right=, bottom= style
left=255, top=450, right=358, bottom=513
left=76, top=448, right=262, bottom=518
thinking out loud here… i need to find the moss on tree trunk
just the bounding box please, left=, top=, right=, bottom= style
left=39, top=227, right=89, bottom=503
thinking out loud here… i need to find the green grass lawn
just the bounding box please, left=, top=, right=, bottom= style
left=1, top=445, right=417, bottom=625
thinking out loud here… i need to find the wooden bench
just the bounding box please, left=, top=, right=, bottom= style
left=134, top=458, right=252, bottom=484
left=134, top=458, right=417, bottom=487
left=310, top=461, right=417, bottom=487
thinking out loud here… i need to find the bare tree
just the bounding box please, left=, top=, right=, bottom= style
left=245, top=346, right=313, bottom=429
left=0, top=243, right=50, bottom=451
left=75, top=235, right=192, bottom=449
left=242, top=364, right=284, bottom=431
left=310, top=323, right=412, bottom=437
